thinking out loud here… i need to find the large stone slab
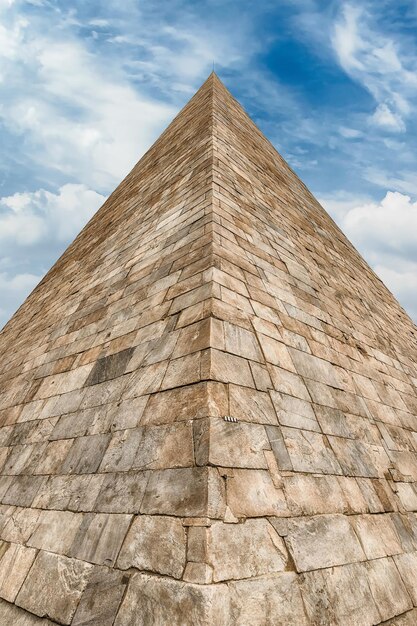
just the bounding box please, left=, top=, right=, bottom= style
left=117, top=515, right=186, bottom=579
left=16, top=551, right=93, bottom=624
left=207, top=519, right=288, bottom=581
left=114, top=573, right=230, bottom=626
left=285, top=514, right=366, bottom=572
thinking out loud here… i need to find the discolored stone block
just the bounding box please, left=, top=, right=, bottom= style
left=61, top=434, right=111, bottom=474
left=229, top=572, right=308, bottom=626
left=141, top=467, right=225, bottom=518
left=0, top=542, right=37, bottom=602
left=226, top=469, right=288, bottom=517
left=117, top=515, right=186, bottom=578
left=69, top=513, right=132, bottom=566
left=207, top=519, right=288, bottom=581
left=285, top=514, right=366, bottom=572
left=114, top=573, right=230, bottom=626
left=16, top=551, right=93, bottom=624
left=72, top=566, right=129, bottom=626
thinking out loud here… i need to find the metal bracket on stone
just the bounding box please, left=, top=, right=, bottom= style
left=223, top=415, right=238, bottom=422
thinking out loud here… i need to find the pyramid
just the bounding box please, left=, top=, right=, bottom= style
left=1, top=73, right=417, bottom=625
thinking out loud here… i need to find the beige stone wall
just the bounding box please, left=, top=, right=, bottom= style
left=0, top=74, right=417, bottom=624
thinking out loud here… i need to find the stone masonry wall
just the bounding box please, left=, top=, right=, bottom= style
left=0, top=74, right=417, bottom=625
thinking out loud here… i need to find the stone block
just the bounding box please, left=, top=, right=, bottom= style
left=0, top=542, right=37, bottom=602
left=224, top=322, right=263, bottom=361
left=61, top=434, right=111, bottom=474
left=27, top=509, right=82, bottom=554
left=366, top=557, right=413, bottom=622
left=183, top=562, right=213, bottom=584
left=207, top=349, right=254, bottom=387
left=265, top=424, right=293, bottom=470
left=132, top=421, right=194, bottom=470
left=69, top=513, right=132, bottom=566
left=300, top=562, right=380, bottom=626
left=284, top=474, right=347, bottom=516
left=124, top=361, right=168, bottom=398
left=195, top=418, right=269, bottom=469
left=172, top=318, right=216, bottom=358
left=141, top=381, right=228, bottom=426
left=33, top=439, right=73, bottom=474
left=257, top=334, right=296, bottom=371
left=1, top=507, right=40, bottom=543
left=72, top=566, right=129, bottom=626
left=141, top=467, right=225, bottom=518
left=99, top=428, right=143, bottom=472
left=117, top=515, right=186, bottom=579
left=289, top=347, right=342, bottom=387
left=207, top=519, right=288, bottom=581
left=229, top=384, right=277, bottom=424
left=114, top=572, right=230, bottom=626
left=85, top=348, right=134, bottom=386
left=229, top=572, right=308, bottom=626
left=226, top=469, right=288, bottom=517
left=110, top=395, right=149, bottom=430
left=16, top=551, right=93, bottom=625
left=0, top=598, right=57, bottom=625
left=351, top=514, right=403, bottom=559
left=394, top=551, right=417, bottom=604
left=2, top=475, right=44, bottom=507
left=281, top=427, right=342, bottom=474
left=285, top=514, right=366, bottom=572
left=271, top=390, right=320, bottom=431
left=95, top=471, right=149, bottom=513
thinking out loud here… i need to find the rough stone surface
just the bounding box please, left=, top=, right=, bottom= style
left=114, top=573, right=230, bottom=626
left=1, top=73, right=417, bottom=624
left=117, top=515, right=186, bottom=579
left=15, top=551, right=93, bottom=624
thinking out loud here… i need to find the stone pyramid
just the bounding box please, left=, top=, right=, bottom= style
left=1, top=73, right=417, bottom=626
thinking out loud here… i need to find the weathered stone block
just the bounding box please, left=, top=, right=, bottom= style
left=229, top=384, right=277, bottom=424
left=300, top=562, right=380, bottom=626
left=61, top=434, right=111, bottom=474
left=69, top=513, right=132, bottom=566
left=351, top=514, right=402, bottom=559
left=226, top=469, right=288, bottom=517
left=114, top=573, right=230, bottom=626
left=285, top=514, right=366, bottom=572
left=95, top=471, right=149, bottom=513
left=366, top=557, right=413, bottom=622
left=281, top=427, right=342, bottom=474
left=229, top=572, right=308, bottom=626
left=141, top=467, right=225, bottom=518
left=207, top=519, right=288, bottom=581
left=117, top=515, right=186, bottom=578
left=141, top=381, right=228, bottom=426
left=16, top=551, right=93, bottom=625
left=27, top=509, right=82, bottom=554
left=72, top=565, right=129, bottom=626
left=0, top=542, right=37, bottom=602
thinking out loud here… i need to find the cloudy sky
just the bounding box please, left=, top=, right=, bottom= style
left=1, top=0, right=417, bottom=328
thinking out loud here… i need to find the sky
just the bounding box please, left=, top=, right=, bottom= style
left=1, top=0, right=417, bottom=328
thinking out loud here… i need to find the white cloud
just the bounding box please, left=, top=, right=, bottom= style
left=374, top=263, right=417, bottom=321
left=342, top=191, right=417, bottom=256
left=0, top=271, right=41, bottom=330
left=364, top=168, right=417, bottom=196
left=370, top=103, right=405, bottom=132
left=322, top=190, right=417, bottom=322
left=331, top=4, right=417, bottom=133
left=338, top=126, right=362, bottom=139
left=0, top=183, right=106, bottom=247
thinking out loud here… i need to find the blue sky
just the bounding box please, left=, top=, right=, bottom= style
left=1, top=0, right=417, bottom=327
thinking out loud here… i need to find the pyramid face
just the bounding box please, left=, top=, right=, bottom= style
left=1, top=75, right=417, bottom=626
